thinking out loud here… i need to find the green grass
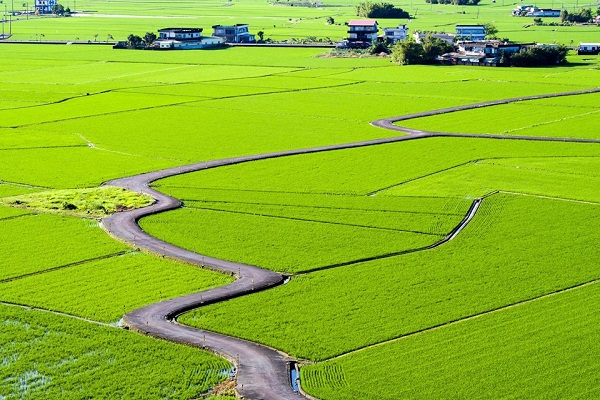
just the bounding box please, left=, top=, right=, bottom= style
left=0, top=213, right=127, bottom=281
left=155, top=137, right=600, bottom=196
left=140, top=204, right=442, bottom=273
left=1, top=186, right=154, bottom=218
left=0, top=205, right=32, bottom=220
left=301, top=279, right=600, bottom=399
left=1, top=39, right=600, bottom=399
left=0, top=251, right=233, bottom=323
left=380, top=156, right=600, bottom=202
left=399, top=92, right=600, bottom=139
left=180, top=194, right=600, bottom=361
left=0, top=304, right=231, bottom=399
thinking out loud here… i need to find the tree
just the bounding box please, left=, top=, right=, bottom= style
left=127, top=34, right=143, bottom=49
left=52, top=3, right=65, bottom=15
left=560, top=8, right=593, bottom=23
left=510, top=45, right=568, bottom=67
left=143, top=32, right=157, bottom=46
left=391, top=38, right=423, bottom=65
left=485, top=23, right=498, bottom=39
left=421, top=35, right=453, bottom=62
left=356, top=2, right=410, bottom=18
left=325, top=16, right=334, bottom=24
left=257, top=30, right=264, bottom=41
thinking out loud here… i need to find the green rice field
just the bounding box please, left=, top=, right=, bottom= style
left=0, top=35, right=599, bottom=399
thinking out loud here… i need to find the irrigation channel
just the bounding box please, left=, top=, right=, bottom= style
left=101, top=87, right=600, bottom=399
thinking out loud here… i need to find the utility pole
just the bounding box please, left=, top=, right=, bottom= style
left=1, top=2, right=5, bottom=38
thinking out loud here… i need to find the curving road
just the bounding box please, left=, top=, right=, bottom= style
left=101, top=87, right=600, bottom=400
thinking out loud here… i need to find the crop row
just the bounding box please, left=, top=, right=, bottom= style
left=180, top=194, right=600, bottom=360
left=301, top=277, right=600, bottom=399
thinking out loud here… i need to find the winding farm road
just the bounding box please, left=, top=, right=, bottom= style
left=101, top=87, right=600, bottom=400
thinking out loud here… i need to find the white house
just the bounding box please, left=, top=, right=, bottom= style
left=455, top=25, right=486, bottom=41
left=154, top=28, right=225, bottom=50
left=35, top=0, right=57, bottom=14
left=578, top=43, right=600, bottom=55
left=383, top=25, right=409, bottom=43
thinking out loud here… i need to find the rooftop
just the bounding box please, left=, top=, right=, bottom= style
left=348, top=19, right=378, bottom=26
left=158, top=28, right=203, bottom=33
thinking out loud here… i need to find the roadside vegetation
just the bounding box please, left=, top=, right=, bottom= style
left=1, top=186, right=154, bottom=218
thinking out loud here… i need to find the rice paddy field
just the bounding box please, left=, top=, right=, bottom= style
left=0, top=27, right=599, bottom=400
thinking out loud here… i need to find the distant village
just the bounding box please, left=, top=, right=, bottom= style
left=15, top=0, right=600, bottom=66
left=115, top=21, right=599, bottom=67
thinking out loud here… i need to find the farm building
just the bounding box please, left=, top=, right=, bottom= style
left=578, top=43, right=600, bottom=55
left=34, top=0, right=57, bottom=14
left=154, top=28, right=224, bottom=49
left=382, top=25, right=409, bottom=43
left=455, top=25, right=486, bottom=41
left=212, top=24, right=256, bottom=43
left=512, top=5, right=560, bottom=16
left=347, top=19, right=379, bottom=46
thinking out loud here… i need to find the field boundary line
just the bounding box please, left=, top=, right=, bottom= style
left=0, top=213, right=35, bottom=223
left=499, top=190, right=600, bottom=205
left=366, top=160, right=474, bottom=196
left=0, top=301, right=116, bottom=327
left=295, top=196, right=483, bottom=275
left=322, top=277, right=600, bottom=362
left=183, top=204, right=441, bottom=236
left=182, top=198, right=465, bottom=217
left=0, top=251, right=132, bottom=284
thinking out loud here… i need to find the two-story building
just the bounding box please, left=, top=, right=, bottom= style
left=35, top=0, right=57, bottom=14
left=383, top=25, right=409, bottom=43
left=212, top=24, right=255, bottom=43
left=154, top=28, right=225, bottom=50
left=455, top=25, right=486, bottom=41
left=347, top=19, right=379, bottom=47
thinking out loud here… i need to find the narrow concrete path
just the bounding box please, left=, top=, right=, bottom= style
left=101, top=87, right=600, bottom=400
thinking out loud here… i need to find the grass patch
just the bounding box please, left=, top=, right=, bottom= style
left=1, top=186, right=154, bottom=218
